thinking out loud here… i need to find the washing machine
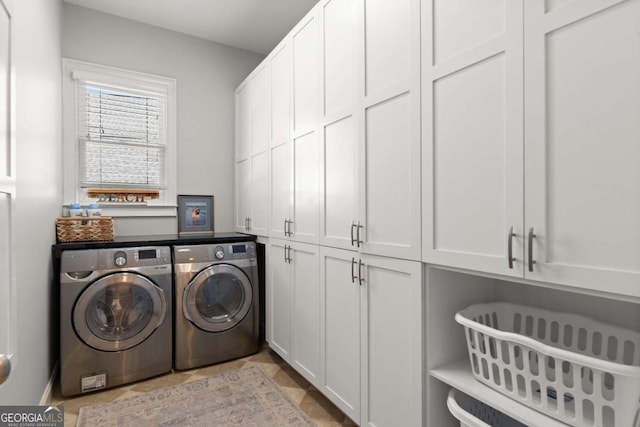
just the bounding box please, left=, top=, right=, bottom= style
left=173, top=241, right=259, bottom=370
left=59, top=246, right=172, bottom=396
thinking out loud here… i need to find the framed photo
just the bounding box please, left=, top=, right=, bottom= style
left=177, top=195, right=214, bottom=236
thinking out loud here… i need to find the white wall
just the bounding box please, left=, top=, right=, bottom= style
left=62, top=4, right=264, bottom=235
left=0, top=0, right=63, bottom=404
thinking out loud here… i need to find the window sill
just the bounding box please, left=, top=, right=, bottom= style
left=64, top=203, right=177, bottom=218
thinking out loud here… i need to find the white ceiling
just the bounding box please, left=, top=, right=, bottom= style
left=63, top=0, right=318, bottom=55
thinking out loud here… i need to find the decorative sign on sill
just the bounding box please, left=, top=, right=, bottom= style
left=86, top=188, right=160, bottom=204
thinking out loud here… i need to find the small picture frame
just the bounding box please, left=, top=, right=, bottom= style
left=177, top=195, right=214, bottom=236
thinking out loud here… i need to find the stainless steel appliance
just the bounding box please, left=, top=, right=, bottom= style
left=173, top=242, right=258, bottom=370
left=59, top=246, right=172, bottom=396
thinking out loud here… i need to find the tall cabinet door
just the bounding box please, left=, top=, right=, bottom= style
left=319, top=0, right=360, bottom=250
left=360, top=255, right=422, bottom=427
left=524, top=0, right=640, bottom=296
left=320, top=246, right=360, bottom=423
left=267, top=239, right=292, bottom=361
left=235, top=81, right=251, bottom=233
left=249, top=64, right=270, bottom=236
left=291, top=9, right=321, bottom=244
left=359, top=0, right=421, bottom=261
left=270, top=41, right=292, bottom=238
left=290, top=242, right=320, bottom=386
left=422, top=0, right=524, bottom=276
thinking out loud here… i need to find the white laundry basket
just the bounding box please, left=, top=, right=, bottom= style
left=447, top=389, right=527, bottom=427
left=455, top=302, right=640, bottom=427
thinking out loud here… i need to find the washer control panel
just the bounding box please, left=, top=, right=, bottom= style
left=209, top=243, right=256, bottom=261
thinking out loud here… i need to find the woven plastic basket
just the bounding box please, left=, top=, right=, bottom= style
left=456, top=302, right=640, bottom=427
left=56, top=216, right=114, bottom=242
left=447, top=389, right=526, bottom=427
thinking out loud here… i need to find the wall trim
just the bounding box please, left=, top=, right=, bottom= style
left=39, top=361, right=58, bottom=405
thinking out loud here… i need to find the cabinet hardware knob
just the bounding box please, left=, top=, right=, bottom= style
left=528, top=227, right=537, bottom=272
left=508, top=226, right=516, bottom=269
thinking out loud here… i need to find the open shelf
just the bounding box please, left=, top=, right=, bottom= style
left=431, top=359, right=567, bottom=427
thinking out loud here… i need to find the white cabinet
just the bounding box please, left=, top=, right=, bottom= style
left=319, top=246, right=423, bottom=426
left=319, top=0, right=422, bottom=261
left=235, top=63, right=270, bottom=236
left=268, top=9, right=321, bottom=244
left=266, top=239, right=320, bottom=386
left=320, top=246, right=361, bottom=422
left=269, top=40, right=292, bottom=238
left=523, top=0, right=640, bottom=296
left=423, top=0, right=640, bottom=297
left=319, top=0, right=359, bottom=251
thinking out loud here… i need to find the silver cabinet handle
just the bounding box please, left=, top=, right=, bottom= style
left=350, top=221, right=356, bottom=246
left=287, top=219, right=293, bottom=237
left=0, top=354, right=10, bottom=385
left=248, top=217, right=251, bottom=231
left=508, top=226, right=516, bottom=269
left=351, top=257, right=357, bottom=283
left=528, top=227, right=536, bottom=272
left=358, top=259, right=364, bottom=286
left=284, top=244, right=288, bottom=263
left=284, top=219, right=288, bottom=237
left=287, top=245, right=293, bottom=263
left=246, top=217, right=250, bottom=231
left=356, top=222, right=363, bottom=248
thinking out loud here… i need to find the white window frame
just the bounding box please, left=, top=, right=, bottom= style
left=62, top=58, right=177, bottom=217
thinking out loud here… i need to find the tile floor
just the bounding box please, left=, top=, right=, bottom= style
left=50, top=345, right=356, bottom=427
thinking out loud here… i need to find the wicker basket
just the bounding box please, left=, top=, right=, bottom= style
left=56, top=216, right=114, bottom=243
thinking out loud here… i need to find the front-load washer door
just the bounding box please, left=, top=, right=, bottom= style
left=183, top=264, right=252, bottom=333
left=73, top=272, right=167, bottom=352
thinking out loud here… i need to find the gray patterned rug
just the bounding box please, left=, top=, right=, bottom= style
left=76, top=366, right=315, bottom=426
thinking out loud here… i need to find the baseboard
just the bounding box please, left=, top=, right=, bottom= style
left=39, top=361, right=58, bottom=405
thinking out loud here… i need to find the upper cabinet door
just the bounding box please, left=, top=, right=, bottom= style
left=360, top=0, right=421, bottom=261
left=250, top=64, right=269, bottom=156
left=291, top=9, right=320, bottom=244
left=422, top=0, right=525, bottom=276
left=524, top=0, right=640, bottom=296
left=271, top=41, right=291, bottom=148
left=270, top=41, right=292, bottom=238
left=235, top=82, right=250, bottom=162
left=292, top=9, right=320, bottom=136
left=320, top=0, right=360, bottom=250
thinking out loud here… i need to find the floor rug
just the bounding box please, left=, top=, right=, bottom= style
left=76, top=366, right=315, bottom=427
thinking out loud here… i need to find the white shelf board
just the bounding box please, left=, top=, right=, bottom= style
left=431, top=359, right=568, bottom=427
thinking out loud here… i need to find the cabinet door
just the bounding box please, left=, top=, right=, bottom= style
left=250, top=64, right=269, bottom=156
left=360, top=255, right=422, bottom=427
left=320, top=0, right=360, bottom=250
left=250, top=151, right=269, bottom=236
left=290, top=242, right=320, bottom=386
left=422, top=0, right=524, bottom=276
left=524, top=0, right=640, bottom=296
left=234, top=159, right=250, bottom=232
left=320, top=246, right=360, bottom=423
left=235, top=82, right=250, bottom=162
left=360, top=0, right=421, bottom=261
left=269, top=40, right=292, bottom=239
left=291, top=8, right=320, bottom=244
left=267, top=239, right=292, bottom=361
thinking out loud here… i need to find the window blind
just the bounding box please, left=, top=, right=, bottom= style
left=77, top=82, right=167, bottom=189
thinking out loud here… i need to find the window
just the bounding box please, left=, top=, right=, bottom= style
left=63, top=59, right=177, bottom=217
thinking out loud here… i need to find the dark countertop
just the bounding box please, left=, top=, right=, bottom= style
left=52, top=232, right=257, bottom=258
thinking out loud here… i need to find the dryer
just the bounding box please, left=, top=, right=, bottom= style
left=59, top=246, right=172, bottom=396
left=173, top=242, right=258, bottom=370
